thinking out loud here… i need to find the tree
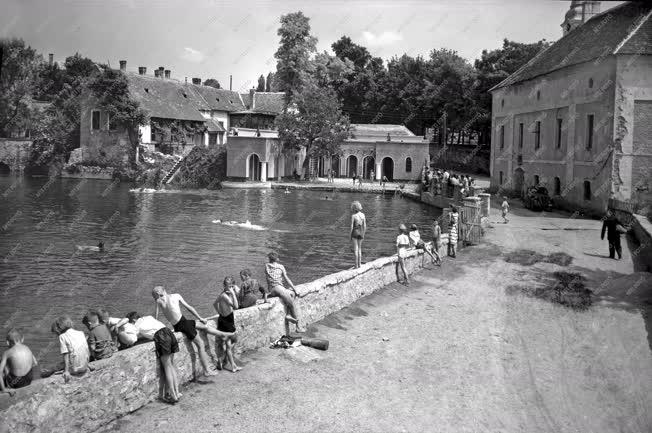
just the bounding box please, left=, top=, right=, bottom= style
left=312, top=51, right=354, bottom=89
left=275, top=81, right=350, bottom=179
left=256, top=74, right=265, bottom=91
left=332, top=36, right=372, bottom=70
left=203, top=78, right=221, bottom=89
left=0, top=38, right=42, bottom=137
left=265, top=72, right=275, bottom=92
left=88, top=68, right=148, bottom=167
left=274, top=11, right=317, bottom=106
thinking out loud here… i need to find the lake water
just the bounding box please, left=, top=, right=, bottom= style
left=0, top=175, right=439, bottom=366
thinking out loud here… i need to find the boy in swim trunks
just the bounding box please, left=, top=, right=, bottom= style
left=0, top=329, right=38, bottom=395
left=205, top=277, right=241, bottom=373
left=152, top=286, right=233, bottom=377
left=396, top=224, right=411, bottom=285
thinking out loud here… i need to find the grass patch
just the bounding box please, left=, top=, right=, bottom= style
left=504, top=249, right=573, bottom=267
left=507, top=271, right=593, bottom=310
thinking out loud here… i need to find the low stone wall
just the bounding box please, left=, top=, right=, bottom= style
left=0, top=248, right=431, bottom=433
left=61, top=165, right=115, bottom=180
left=630, top=214, right=652, bottom=272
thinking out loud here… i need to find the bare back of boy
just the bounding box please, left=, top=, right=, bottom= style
left=2, top=344, right=36, bottom=392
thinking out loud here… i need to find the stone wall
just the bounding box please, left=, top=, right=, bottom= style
left=0, top=249, right=431, bottom=433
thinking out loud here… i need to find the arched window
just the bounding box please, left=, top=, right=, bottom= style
left=583, top=180, right=591, bottom=200
left=554, top=177, right=561, bottom=195
left=405, top=157, right=412, bottom=173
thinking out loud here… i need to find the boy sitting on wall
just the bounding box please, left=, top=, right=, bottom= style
left=0, top=329, right=38, bottom=395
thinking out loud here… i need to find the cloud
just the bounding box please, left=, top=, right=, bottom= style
left=181, top=47, right=206, bottom=63
left=361, top=31, right=403, bottom=47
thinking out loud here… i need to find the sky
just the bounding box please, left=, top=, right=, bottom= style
left=2, top=0, right=624, bottom=92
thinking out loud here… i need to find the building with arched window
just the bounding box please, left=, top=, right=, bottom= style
left=489, top=2, right=652, bottom=213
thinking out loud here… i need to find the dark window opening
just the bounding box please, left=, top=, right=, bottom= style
left=534, top=121, right=541, bottom=150
left=586, top=114, right=594, bottom=150
left=588, top=78, right=594, bottom=88
left=91, top=110, right=101, bottom=130
left=499, top=171, right=504, bottom=185
left=556, top=118, right=562, bottom=148
left=583, top=180, right=591, bottom=200
left=536, top=90, right=540, bottom=100
left=405, top=157, right=412, bottom=173
left=534, top=175, right=540, bottom=185
left=554, top=177, right=561, bottom=195
left=518, top=123, right=523, bottom=149
left=500, top=125, right=505, bottom=149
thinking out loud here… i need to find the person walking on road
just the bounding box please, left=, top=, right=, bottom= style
left=501, top=197, right=510, bottom=223
left=601, top=209, right=625, bottom=259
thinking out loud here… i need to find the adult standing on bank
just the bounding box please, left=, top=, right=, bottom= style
left=601, top=209, right=625, bottom=259
left=448, top=205, right=459, bottom=258
left=350, top=201, right=367, bottom=269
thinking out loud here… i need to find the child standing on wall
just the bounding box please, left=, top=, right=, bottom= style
left=152, top=286, right=233, bottom=377
left=0, top=329, right=38, bottom=395
left=396, top=224, right=411, bottom=286
left=51, top=316, right=90, bottom=383
left=430, top=218, right=442, bottom=265
left=83, top=310, right=116, bottom=360
left=265, top=252, right=302, bottom=334
left=205, top=277, right=241, bottom=373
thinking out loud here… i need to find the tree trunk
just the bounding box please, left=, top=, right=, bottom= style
left=301, top=144, right=311, bottom=180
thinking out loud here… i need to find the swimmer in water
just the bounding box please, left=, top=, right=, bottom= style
left=284, top=188, right=290, bottom=194
left=77, top=241, right=105, bottom=252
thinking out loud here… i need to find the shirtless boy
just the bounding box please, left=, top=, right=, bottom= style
left=205, top=277, right=241, bottom=373
left=152, top=286, right=233, bottom=377
left=1, top=329, right=38, bottom=395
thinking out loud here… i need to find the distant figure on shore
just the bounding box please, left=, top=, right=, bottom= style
left=501, top=197, right=510, bottom=223
left=431, top=218, right=442, bottom=265
left=357, top=175, right=362, bottom=187
left=51, top=316, right=90, bottom=383
left=350, top=201, right=367, bottom=269
left=396, top=224, right=411, bottom=285
left=448, top=206, right=459, bottom=258
left=265, top=252, right=302, bottom=333
left=77, top=241, right=104, bottom=252
left=205, top=277, right=241, bottom=373
left=352, top=172, right=357, bottom=185
left=370, top=169, right=375, bottom=182
left=381, top=176, right=388, bottom=188
left=601, top=210, right=625, bottom=259
left=238, top=269, right=260, bottom=309
left=1, top=329, right=37, bottom=395
left=82, top=311, right=116, bottom=361
left=152, top=286, right=233, bottom=377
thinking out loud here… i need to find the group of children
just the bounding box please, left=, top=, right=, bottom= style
left=1, top=253, right=303, bottom=403
left=395, top=219, right=444, bottom=285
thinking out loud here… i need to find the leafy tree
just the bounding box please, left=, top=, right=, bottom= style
left=0, top=38, right=42, bottom=137
left=88, top=68, right=148, bottom=167
left=274, top=11, right=317, bottom=105
left=311, top=51, right=354, bottom=89
left=332, top=36, right=372, bottom=70
left=265, top=72, right=275, bottom=92
left=203, top=78, right=221, bottom=89
left=275, top=82, right=350, bottom=179
left=256, top=74, right=265, bottom=91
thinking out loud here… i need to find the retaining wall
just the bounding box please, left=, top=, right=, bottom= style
left=0, top=249, right=431, bottom=433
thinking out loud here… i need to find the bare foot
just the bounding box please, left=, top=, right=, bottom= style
left=230, top=366, right=242, bottom=373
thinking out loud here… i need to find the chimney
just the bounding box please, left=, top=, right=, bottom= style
left=119, top=60, right=127, bottom=72
left=154, top=69, right=160, bottom=78
left=185, top=77, right=188, bottom=84
left=48, top=53, right=54, bottom=66
left=249, top=88, right=255, bottom=108
left=158, top=66, right=164, bottom=78
left=164, top=70, right=171, bottom=79
left=229, top=75, right=233, bottom=91
left=138, top=66, right=147, bottom=75
left=192, top=78, right=201, bottom=85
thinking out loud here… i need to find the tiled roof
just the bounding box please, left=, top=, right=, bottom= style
left=126, top=74, right=246, bottom=121
left=127, top=74, right=205, bottom=121
left=350, top=124, right=416, bottom=138
left=240, top=93, right=252, bottom=109
left=252, top=92, right=285, bottom=114
left=491, top=2, right=652, bottom=90
left=206, top=118, right=226, bottom=132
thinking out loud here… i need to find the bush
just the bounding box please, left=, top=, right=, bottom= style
left=170, top=147, right=225, bottom=189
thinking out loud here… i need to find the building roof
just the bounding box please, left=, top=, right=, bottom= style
left=491, top=2, right=652, bottom=91
left=126, top=73, right=247, bottom=121
left=236, top=92, right=286, bottom=115
left=205, top=118, right=226, bottom=133
left=350, top=124, right=417, bottom=139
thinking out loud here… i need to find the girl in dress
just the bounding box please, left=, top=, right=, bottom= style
left=448, top=205, right=459, bottom=258
left=238, top=269, right=260, bottom=309
left=350, top=201, right=367, bottom=269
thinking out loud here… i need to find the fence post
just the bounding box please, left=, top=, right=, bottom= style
left=478, top=193, right=491, bottom=218
left=462, top=196, right=482, bottom=245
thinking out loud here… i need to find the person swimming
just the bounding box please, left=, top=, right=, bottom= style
left=212, top=220, right=266, bottom=231
left=76, top=241, right=104, bottom=252
left=284, top=188, right=290, bottom=194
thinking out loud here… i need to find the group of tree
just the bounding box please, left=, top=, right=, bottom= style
left=269, top=12, right=551, bottom=176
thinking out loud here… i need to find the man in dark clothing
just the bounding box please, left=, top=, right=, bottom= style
left=601, top=210, right=623, bottom=259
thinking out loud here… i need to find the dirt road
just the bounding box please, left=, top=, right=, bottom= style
left=103, top=205, right=652, bottom=433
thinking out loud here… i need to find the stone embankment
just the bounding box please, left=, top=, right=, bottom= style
left=0, top=246, right=440, bottom=433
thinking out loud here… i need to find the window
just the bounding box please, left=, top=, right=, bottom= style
left=91, top=110, right=101, bottom=131
left=586, top=114, right=594, bottom=150
left=583, top=180, right=591, bottom=200
left=499, top=171, right=504, bottom=185
left=534, top=121, right=541, bottom=150
left=208, top=133, right=217, bottom=146
left=405, top=157, right=412, bottom=173
left=501, top=99, right=504, bottom=108
left=588, top=78, right=594, bottom=88
left=556, top=118, right=563, bottom=148
left=534, top=175, right=540, bottom=185
left=517, top=155, right=523, bottom=165
left=536, top=90, right=541, bottom=100
left=500, top=125, right=505, bottom=149
left=518, top=123, right=523, bottom=149
left=554, top=177, right=561, bottom=195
